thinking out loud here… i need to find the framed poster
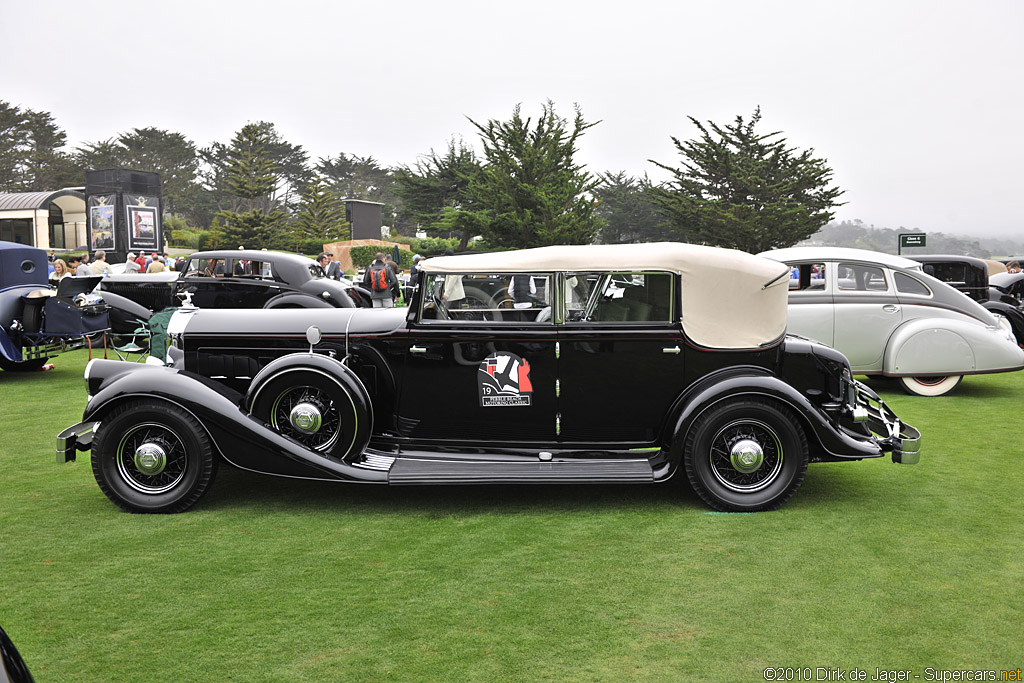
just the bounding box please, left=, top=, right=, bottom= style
left=90, top=204, right=116, bottom=250
left=126, top=203, right=159, bottom=252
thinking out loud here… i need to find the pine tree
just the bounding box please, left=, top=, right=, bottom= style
left=393, top=138, right=482, bottom=250
left=467, top=101, right=604, bottom=249
left=218, top=123, right=287, bottom=247
left=294, top=177, right=349, bottom=251
left=649, top=107, right=844, bottom=253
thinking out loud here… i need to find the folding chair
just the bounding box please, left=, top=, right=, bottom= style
left=108, top=320, right=151, bottom=362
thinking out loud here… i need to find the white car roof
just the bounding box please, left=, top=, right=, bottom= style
left=760, top=246, right=924, bottom=271
left=420, top=243, right=792, bottom=350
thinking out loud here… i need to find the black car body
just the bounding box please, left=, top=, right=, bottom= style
left=909, top=254, right=1024, bottom=345
left=0, top=241, right=109, bottom=372
left=58, top=243, right=920, bottom=513
left=99, top=250, right=370, bottom=333
left=0, top=624, right=33, bottom=683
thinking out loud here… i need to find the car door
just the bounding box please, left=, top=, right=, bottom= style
left=395, top=272, right=558, bottom=446
left=556, top=271, right=684, bottom=445
left=831, top=262, right=902, bottom=371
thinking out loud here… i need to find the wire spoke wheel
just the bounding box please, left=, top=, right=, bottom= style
left=684, top=399, right=808, bottom=512
left=248, top=366, right=372, bottom=461
left=92, top=401, right=217, bottom=513
left=269, top=385, right=342, bottom=452
left=115, top=423, right=189, bottom=494
left=707, top=418, right=784, bottom=493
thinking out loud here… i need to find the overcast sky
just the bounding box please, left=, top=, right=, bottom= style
left=2, top=0, right=1021, bottom=238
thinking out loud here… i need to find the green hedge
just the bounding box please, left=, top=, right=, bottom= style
left=350, top=246, right=414, bottom=270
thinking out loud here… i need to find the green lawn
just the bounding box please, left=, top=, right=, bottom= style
left=2, top=349, right=1022, bottom=681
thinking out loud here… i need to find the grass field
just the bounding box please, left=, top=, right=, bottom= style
left=2, top=349, right=1022, bottom=681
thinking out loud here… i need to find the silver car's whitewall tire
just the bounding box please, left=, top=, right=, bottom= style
left=898, top=375, right=963, bottom=397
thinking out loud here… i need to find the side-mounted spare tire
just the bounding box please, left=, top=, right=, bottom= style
left=247, top=356, right=373, bottom=461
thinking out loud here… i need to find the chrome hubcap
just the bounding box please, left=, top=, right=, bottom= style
left=289, top=402, right=322, bottom=434
left=729, top=438, right=764, bottom=473
left=133, top=442, right=167, bottom=476
left=709, top=418, right=784, bottom=493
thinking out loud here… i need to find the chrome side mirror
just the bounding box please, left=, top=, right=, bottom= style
left=306, top=325, right=322, bottom=352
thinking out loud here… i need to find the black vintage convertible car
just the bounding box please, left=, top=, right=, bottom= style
left=57, top=243, right=920, bottom=513
left=99, top=250, right=370, bottom=335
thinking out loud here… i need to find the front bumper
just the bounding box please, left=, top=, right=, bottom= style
left=56, top=421, right=99, bottom=463
left=853, top=380, right=921, bottom=464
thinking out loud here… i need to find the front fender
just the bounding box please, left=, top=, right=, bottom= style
left=81, top=359, right=384, bottom=482
left=263, top=292, right=335, bottom=309
left=662, top=371, right=883, bottom=476
left=883, top=318, right=1024, bottom=375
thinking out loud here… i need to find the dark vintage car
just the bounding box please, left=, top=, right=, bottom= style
left=908, top=254, right=1024, bottom=346
left=57, top=243, right=920, bottom=513
left=0, top=624, right=33, bottom=683
left=0, top=241, right=109, bottom=372
left=99, top=250, right=370, bottom=334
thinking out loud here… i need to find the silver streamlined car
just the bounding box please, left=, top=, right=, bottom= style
left=760, top=247, right=1024, bottom=396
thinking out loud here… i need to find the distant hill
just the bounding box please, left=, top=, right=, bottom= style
left=801, top=220, right=1024, bottom=258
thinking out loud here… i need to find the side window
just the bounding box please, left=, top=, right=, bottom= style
left=570, top=272, right=673, bottom=323
left=789, top=263, right=826, bottom=292
left=419, top=273, right=553, bottom=324
left=837, top=263, right=888, bottom=292
left=895, top=272, right=931, bottom=296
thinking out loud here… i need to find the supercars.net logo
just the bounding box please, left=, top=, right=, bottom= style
left=478, top=352, right=533, bottom=407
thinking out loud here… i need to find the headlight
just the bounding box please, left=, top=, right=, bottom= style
left=994, top=315, right=1015, bottom=342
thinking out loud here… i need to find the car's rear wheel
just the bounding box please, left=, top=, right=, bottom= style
left=91, top=401, right=217, bottom=513
left=898, top=375, right=963, bottom=397
left=684, top=399, right=808, bottom=512
left=249, top=368, right=371, bottom=460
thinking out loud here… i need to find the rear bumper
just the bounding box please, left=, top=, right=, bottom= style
left=56, top=421, right=99, bottom=463
left=854, top=380, right=921, bottom=464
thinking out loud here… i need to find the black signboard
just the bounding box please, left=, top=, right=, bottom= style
left=898, top=233, right=927, bottom=254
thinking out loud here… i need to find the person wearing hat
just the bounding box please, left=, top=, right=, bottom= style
left=126, top=252, right=141, bottom=273
left=409, top=254, right=422, bottom=288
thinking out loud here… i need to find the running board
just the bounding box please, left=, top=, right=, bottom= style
left=387, top=457, right=655, bottom=485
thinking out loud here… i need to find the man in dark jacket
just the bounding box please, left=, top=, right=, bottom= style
left=362, top=252, right=397, bottom=308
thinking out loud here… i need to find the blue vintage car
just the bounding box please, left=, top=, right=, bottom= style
left=0, top=241, right=108, bottom=372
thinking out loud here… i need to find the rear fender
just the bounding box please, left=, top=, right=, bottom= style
left=882, top=318, right=1024, bottom=375
left=98, top=290, right=154, bottom=322
left=661, top=370, right=881, bottom=477
left=263, top=292, right=334, bottom=309
left=82, top=359, right=384, bottom=482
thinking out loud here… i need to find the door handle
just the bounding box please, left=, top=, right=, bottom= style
left=662, top=346, right=681, bottom=354
left=410, top=345, right=428, bottom=354
left=882, top=304, right=900, bottom=313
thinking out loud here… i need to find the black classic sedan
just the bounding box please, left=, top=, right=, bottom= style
left=99, top=250, right=369, bottom=332
left=908, top=254, right=1024, bottom=346
left=57, top=243, right=920, bottom=513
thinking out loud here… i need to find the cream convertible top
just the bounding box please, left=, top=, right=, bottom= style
left=420, top=243, right=792, bottom=350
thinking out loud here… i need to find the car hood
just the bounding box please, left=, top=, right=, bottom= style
left=174, top=306, right=408, bottom=339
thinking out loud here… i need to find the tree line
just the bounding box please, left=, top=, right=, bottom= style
left=1, top=99, right=845, bottom=255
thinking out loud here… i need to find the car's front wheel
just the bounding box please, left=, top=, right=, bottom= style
left=91, top=401, right=218, bottom=513
left=898, top=375, right=963, bottom=397
left=683, top=399, right=809, bottom=512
